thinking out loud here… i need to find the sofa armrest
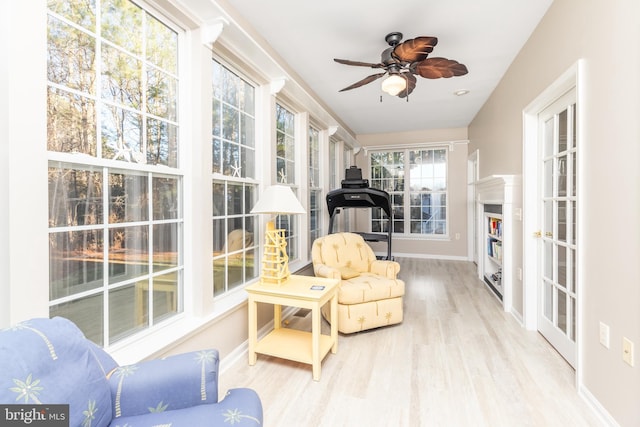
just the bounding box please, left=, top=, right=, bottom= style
left=109, top=350, right=220, bottom=419
left=370, top=260, right=400, bottom=278
left=314, top=263, right=341, bottom=280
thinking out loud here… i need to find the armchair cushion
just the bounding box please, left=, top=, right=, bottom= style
left=338, top=266, right=360, bottom=279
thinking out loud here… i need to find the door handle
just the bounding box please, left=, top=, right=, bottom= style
left=545, top=231, right=553, bottom=237
left=533, top=230, right=541, bottom=238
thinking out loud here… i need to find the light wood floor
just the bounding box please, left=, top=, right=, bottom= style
left=219, top=258, right=603, bottom=427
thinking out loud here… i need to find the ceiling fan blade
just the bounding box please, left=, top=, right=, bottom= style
left=413, top=57, right=469, bottom=79
left=338, top=72, right=387, bottom=92
left=334, top=58, right=385, bottom=68
left=392, top=36, right=438, bottom=63
left=397, top=73, right=417, bottom=98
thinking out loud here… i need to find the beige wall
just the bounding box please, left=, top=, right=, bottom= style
left=469, top=0, right=640, bottom=425
left=355, top=128, right=470, bottom=259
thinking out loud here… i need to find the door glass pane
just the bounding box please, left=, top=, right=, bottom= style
left=557, top=288, right=567, bottom=333
left=570, top=248, right=576, bottom=293
left=543, top=241, right=553, bottom=280
left=557, top=244, right=566, bottom=288
left=543, top=200, right=553, bottom=237
left=543, top=117, right=554, bottom=156
left=557, top=155, right=567, bottom=197
left=544, top=281, right=553, bottom=321
left=544, top=160, right=553, bottom=197
left=571, top=104, right=576, bottom=148
left=557, top=201, right=566, bottom=242
left=572, top=202, right=577, bottom=245
left=570, top=152, right=576, bottom=197
left=571, top=298, right=576, bottom=342
left=558, top=109, right=568, bottom=152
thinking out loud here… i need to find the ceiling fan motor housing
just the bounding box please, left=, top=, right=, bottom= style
left=385, top=32, right=403, bottom=46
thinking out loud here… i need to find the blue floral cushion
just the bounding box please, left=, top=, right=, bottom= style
left=109, top=350, right=219, bottom=419
left=0, top=317, right=113, bottom=427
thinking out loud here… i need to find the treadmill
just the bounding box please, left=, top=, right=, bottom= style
left=326, top=166, right=393, bottom=260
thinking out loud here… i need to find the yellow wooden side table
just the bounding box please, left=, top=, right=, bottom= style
left=246, top=274, right=339, bottom=381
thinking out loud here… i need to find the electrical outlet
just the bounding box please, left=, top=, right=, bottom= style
left=599, top=322, right=610, bottom=349
left=455, top=232, right=460, bottom=240
left=623, top=337, right=634, bottom=366
left=517, top=267, right=523, bottom=281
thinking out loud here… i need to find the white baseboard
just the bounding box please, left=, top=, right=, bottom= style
left=510, top=309, right=524, bottom=326
left=375, top=251, right=469, bottom=261
left=578, top=383, right=620, bottom=427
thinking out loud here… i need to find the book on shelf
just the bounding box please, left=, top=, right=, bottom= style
left=487, top=239, right=503, bottom=260
left=488, top=218, right=502, bottom=238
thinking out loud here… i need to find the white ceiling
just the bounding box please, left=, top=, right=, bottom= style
left=190, top=0, right=554, bottom=136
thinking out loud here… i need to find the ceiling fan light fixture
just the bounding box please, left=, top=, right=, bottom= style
left=381, top=74, right=406, bottom=96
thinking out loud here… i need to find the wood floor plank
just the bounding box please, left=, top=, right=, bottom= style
left=219, top=258, right=604, bottom=426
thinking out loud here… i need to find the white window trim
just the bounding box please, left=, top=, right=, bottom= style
left=367, top=146, right=453, bottom=240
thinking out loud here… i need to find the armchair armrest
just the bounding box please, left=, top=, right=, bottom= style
left=370, top=260, right=400, bottom=278
left=110, top=388, right=263, bottom=427
left=109, top=350, right=220, bottom=419
left=313, top=263, right=341, bottom=280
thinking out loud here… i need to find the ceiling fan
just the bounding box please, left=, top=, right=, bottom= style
left=334, top=32, right=468, bottom=98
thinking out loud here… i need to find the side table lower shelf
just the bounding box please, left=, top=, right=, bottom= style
left=246, top=274, right=339, bottom=381
left=255, top=328, right=334, bottom=365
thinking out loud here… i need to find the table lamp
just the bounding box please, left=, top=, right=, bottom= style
left=251, top=185, right=306, bottom=284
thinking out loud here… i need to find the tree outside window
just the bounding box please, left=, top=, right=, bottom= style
left=274, top=104, right=299, bottom=260
left=212, top=60, right=258, bottom=296
left=47, top=0, right=183, bottom=346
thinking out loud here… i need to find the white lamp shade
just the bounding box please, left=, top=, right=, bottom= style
left=381, top=74, right=407, bottom=96
left=251, top=185, right=306, bottom=215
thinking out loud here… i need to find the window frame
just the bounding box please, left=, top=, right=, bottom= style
left=211, top=58, right=260, bottom=298
left=308, top=125, right=322, bottom=250
left=274, top=101, right=301, bottom=262
left=46, top=0, right=186, bottom=347
left=368, top=147, right=450, bottom=239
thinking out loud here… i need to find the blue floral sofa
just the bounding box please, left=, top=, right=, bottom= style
left=0, top=317, right=262, bottom=426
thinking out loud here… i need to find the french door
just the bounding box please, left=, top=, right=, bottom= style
left=537, top=88, right=577, bottom=367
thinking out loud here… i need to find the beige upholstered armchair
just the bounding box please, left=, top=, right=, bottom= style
left=311, top=232, right=405, bottom=333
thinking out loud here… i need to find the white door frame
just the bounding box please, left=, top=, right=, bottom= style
left=467, top=149, right=479, bottom=262
left=523, top=60, right=584, bottom=374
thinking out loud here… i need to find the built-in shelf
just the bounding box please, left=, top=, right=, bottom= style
left=474, top=175, right=521, bottom=313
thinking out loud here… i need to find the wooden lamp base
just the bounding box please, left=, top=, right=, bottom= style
left=260, top=220, right=290, bottom=284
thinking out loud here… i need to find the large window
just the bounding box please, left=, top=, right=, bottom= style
left=275, top=103, right=299, bottom=260
left=47, top=0, right=183, bottom=346
left=212, top=60, right=258, bottom=296
left=308, top=126, right=322, bottom=248
left=370, top=148, right=448, bottom=236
